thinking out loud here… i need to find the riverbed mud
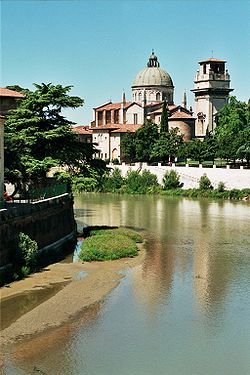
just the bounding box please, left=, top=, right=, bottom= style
left=0, top=245, right=145, bottom=349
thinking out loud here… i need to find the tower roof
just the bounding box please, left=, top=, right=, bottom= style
left=132, top=52, right=173, bottom=88
left=198, top=58, right=226, bottom=64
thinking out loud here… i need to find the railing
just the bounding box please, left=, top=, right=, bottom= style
left=27, top=183, right=69, bottom=201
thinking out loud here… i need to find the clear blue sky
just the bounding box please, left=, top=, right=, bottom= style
left=1, top=0, right=250, bottom=125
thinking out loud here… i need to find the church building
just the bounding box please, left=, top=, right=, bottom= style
left=74, top=52, right=233, bottom=161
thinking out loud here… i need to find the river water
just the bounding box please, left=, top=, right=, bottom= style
left=3, top=194, right=250, bottom=375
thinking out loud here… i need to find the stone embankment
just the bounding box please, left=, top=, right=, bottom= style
left=0, top=193, right=76, bottom=285
left=109, top=163, right=250, bottom=190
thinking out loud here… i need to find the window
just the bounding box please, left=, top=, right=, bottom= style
left=105, top=153, right=107, bottom=159
left=133, top=114, right=138, bottom=124
left=156, top=92, right=161, bottom=101
left=138, top=92, right=142, bottom=101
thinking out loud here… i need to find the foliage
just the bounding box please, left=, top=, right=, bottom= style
left=162, top=170, right=182, bottom=189
left=79, top=228, right=142, bottom=261
left=4, top=83, right=97, bottom=195
left=18, top=232, right=38, bottom=271
left=151, top=128, right=183, bottom=162
left=123, top=169, right=160, bottom=194
left=121, top=132, right=136, bottom=164
left=186, top=138, right=205, bottom=163
left=199, top=174, right=213, bottom=190
left=102, top=168, right=124, bottom=192
left=160, top=99, right=169, bottom=134
left=214, top=97, right=250, bottom=161
left=217, top=181, right=226, bottom=192
left=72, top=176, right=99, bottom=192
left=134, top=120, right=159, bottom=162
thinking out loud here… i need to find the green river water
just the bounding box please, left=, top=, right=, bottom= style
left=2, top=194, right=250, bottom=375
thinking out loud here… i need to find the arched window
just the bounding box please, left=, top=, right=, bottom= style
left=138, top=92, right=142, bottom=101
left=156, top=92, right=161, bottom=101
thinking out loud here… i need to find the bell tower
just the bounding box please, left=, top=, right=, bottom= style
left=191, top=58, right=233, bottom=137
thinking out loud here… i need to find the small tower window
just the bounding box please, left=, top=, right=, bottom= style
left=156, top=92, right=161, bottom=101
left=133, top=114, right=138, bottom=124
left=138, top=92, right=142, bottom=101
left=203, top=64, right=206, bottom=74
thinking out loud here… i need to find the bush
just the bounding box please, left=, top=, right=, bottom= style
left=162, top=170, right=182, bottom=189
left=72, top=176, right=99, bottom=192
left=217, top=181, right=226, bottom=192
left=79, top=228, right=142, bottom=261
left=124, top=170, right=159, bottom=194
left=18, top=232, right=38, bottom=268
left=199, top=174, right=213, bottom=190
left=102, top=168, right=124, bottom=192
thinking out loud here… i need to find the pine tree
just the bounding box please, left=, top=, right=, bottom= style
left=160, top=99, right=169, bottom=134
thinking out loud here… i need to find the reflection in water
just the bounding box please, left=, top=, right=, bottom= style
left=0, top=283, right=66, bottom=330
left=3, top=194, right=250, bottom=375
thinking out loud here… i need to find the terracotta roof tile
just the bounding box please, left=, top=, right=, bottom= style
left=111, top=124, right=142, bottom=133
left=73, top=126, right=93, bottom=135
left=95, top=102, right=132, bottom=111
left=0, top=88, right=25, bottom=98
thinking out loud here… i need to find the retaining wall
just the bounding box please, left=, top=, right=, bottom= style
left=0, top=193, right=77, bottom=284
left=109, top=163, right=250, bottom=190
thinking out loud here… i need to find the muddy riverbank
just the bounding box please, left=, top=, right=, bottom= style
left=0, top=245, right=145, bottom=349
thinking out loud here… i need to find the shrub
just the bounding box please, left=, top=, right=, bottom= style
left=72, top=176, right=99, bottom=192
left=18, top=232, right=38, bottom=270
left=217, top=181, right=226, bottom=192
left=162, top=170, right=182, bottom=189
left=199, top=174, right=213, bottom=190
left=102, top=168, right=124, bottom=192
left=124, top=170, right=159, bottom=194
left=79, top=228, right=142, bottom=261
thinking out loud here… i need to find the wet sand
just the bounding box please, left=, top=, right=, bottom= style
left=0, top=246, right=144, bottom=348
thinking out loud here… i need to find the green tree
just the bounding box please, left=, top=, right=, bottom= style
left=121, top=132, right=136, bottom=163
left=4, top=83, right=96, bottom=195
left=160, top=99, right=169, bottom=134
left=134, top=120, right=159, bottom=162
left=186, top=138, right=205, bottom=163
left=214, top=97, right=250, bottom=162
left=151, top=128, right=183, bottom=163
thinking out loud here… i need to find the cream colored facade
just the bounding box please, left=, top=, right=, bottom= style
left=191, top=58, right=233, bottom=136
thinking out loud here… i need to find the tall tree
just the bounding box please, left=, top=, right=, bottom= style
left=160, top=99, right=169, bottom=134
left=134, top=120, right=159, bottom=162
left=214, top=97, right=250, bottom=161
left=4, top=83, right=96, bottom=194
left=151, top=128, right=183, bottom=163
left=120, top=132, right=136, bottom=164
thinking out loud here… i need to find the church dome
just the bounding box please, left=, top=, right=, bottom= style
left=132, top=52, right=174, bottom=88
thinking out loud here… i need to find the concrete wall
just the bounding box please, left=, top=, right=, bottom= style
left=109, top=164, right=250, bottom=190
left=0, top=193, right=76, bottom=283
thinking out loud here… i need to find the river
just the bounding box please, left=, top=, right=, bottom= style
left=3, top=194, right=250, bottom=374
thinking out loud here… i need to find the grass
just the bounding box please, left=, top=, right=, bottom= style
left=161, top=188, right=250, bottom=200
left=79, top=228, right=143, bottom=261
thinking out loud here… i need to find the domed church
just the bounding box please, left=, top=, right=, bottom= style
left=86, top=51, right=231, bottom=161
left=132, top=51, right=174, bottom=105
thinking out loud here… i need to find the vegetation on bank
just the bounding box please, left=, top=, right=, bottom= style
left=79, top=228, right=143, bottom=261
left=71, top=168, right=250, bottom=201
